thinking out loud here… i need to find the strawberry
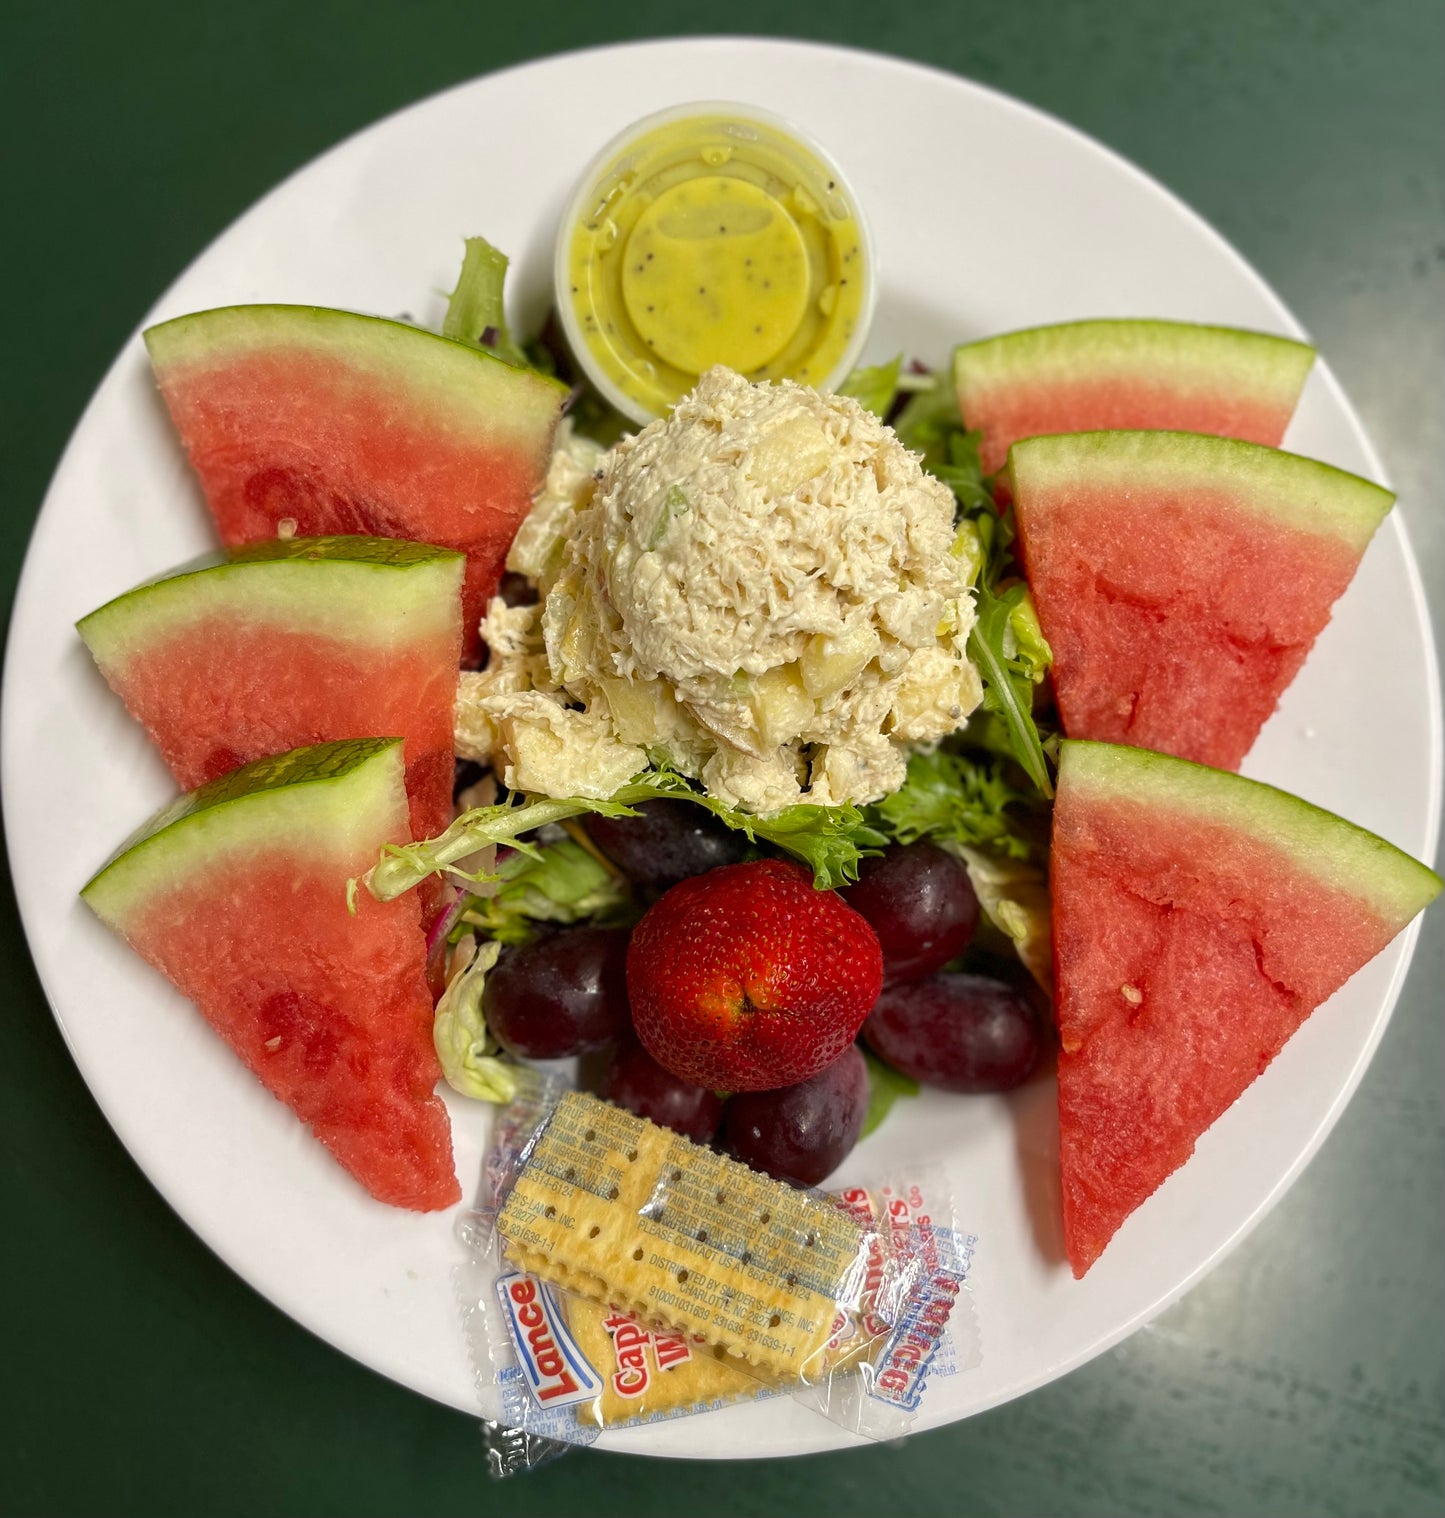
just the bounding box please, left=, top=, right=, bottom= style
left=626, top=858, right=884, bottom=1091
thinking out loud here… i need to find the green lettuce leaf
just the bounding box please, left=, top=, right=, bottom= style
left=432, top=939, right=518, bottom=1103
left=868, top=749, right=1034, bottom=859
left=442, top=235, right=530, bottom=368
left=361, top=767, right=883, bottom=904
left=709, top=798, right=886, bottom=888
left=520, top=313, right=634, bottom=448
left=932, top=427, right=994, bottom=517
left=860, top=1048, right=920, bottom=1139
left=462, top=837, right=629, bottom=945
left=838, top=355, right=902, bottom=417
left=892, top=367, right=966, bottom=473
left=946, top=844, right=1054, bottom=995
left=1004, top=584, right=1051, bottom=682
left=887, top=365, right=1054, bottom=794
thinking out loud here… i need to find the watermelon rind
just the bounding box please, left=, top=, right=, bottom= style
left=77, top=535, right=465, bottom=667
left=1008, top=430, right=1394, bottom=554
left=954, top=319, right=1314, bottom=405
left=144, top=304, right=568, bottom=436
left=144, top=304, right=566, bottom=661
left=1058, top=740, right=1442, bottom=923
left=82, top=739, right=408, bottom=929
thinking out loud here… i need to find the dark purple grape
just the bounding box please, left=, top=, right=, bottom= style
left=864, top=973, right=1040, bottom=1094
left=584, top=800, right=748, bottom=889
left=601, top=1039, right=725, bottom=1143
left=497, top=570, right=538, bottom=607
left=724, top=1044, right=869, bottom=1187
left=483, top=925, right=632, bottom=1059
left=840, top=841, right=979, bottom=984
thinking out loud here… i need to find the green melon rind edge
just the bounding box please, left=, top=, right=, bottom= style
left=143, top=304, right=569, bottom=433
left=952, top=318, right=1315, bottom=398
left=1058, top=740, right=1442, bottom=925
left=81, top=739, right=407, bottom=929
left=1007, top=430, right=1393, bottom=552
left=76, top=536, right=465, bottom=667
left=223, top=535, right=466, bottom=569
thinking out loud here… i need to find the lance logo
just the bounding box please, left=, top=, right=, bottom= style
left=498, top=1273, right=604, bottom=1409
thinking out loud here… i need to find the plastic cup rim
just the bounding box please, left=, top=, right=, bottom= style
left=552, top=99, right=879, bottom=427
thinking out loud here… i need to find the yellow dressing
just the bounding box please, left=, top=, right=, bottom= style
left=562, top=109, right=871, bottom=421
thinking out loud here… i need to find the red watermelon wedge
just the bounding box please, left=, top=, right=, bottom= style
left=953, top=319, right=1314, bottom=480
left=78, top=535, right=464, bottom=848
left=82, top=739, right=460, bottom=1211
left=144, top=306, right=567, bottom=661
left=1009, top=431, right=1394, bottom=769
left=1051, top=740, right=1440, bottom=1276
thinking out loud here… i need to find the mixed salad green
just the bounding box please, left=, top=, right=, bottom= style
left=363, top=239, right=1060, bottom=1116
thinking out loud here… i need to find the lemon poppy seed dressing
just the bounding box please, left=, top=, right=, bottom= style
left=562, top=109, right=871, bottom=421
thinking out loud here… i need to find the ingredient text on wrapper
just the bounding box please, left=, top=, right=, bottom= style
left=456, top=1084, right=979, bottom=1449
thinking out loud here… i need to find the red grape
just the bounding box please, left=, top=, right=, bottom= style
left=585, top=800, right=748, bottom=889
left=600, top=1038, right=725, bottom=1143
left=724, top=1044, right=869, bottom=1187
left=840, top=841, right=978, bottom=983
left=864, top=973, right=1040, bottom=1093
left=482, top=925, right=632, bottom=1059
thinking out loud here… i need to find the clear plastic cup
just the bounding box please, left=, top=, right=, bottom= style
left=555, top=102, right=877, bottom=426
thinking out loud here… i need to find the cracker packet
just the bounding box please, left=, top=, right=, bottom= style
left=456, top=1077, right=979, bottom=1445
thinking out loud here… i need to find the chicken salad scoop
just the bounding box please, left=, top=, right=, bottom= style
left=457, top=366, right=982, bottom=812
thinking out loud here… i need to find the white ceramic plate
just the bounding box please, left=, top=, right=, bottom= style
left=4, top=38, right=1439, bottom=1459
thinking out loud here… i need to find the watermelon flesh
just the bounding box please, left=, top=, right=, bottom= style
left=1051, top=741, right=1440, bottom=1276
left=953, top=319, right=1315, bottom=481
left=145, top=306, right=568, bottom=661
left=81, top=740, right=460, bottom=1211
left=78, top=536, right=464, bottom=847
left=1010, top=431, right=1394, bottom=769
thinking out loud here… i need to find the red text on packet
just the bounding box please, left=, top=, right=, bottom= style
left=604, top=1313, right=651, bottom=1398
left=603, top=1310, right=692, bottom=1398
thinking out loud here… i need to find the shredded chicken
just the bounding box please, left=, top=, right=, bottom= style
left=455, top=371, right=982, bottom=812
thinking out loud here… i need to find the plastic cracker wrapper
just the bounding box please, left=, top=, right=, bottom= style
left=456, top=1079, right=979, bottom=1446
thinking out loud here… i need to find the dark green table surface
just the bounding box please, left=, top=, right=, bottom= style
left=2, top=4, right=1441, bottom=1516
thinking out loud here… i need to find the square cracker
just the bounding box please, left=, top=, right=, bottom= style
left=497, top=1092, right=871, bottom=1379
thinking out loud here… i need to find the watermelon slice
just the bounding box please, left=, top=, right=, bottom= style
left=78, top=535, right=464, bottom=847
left=144, top=306, right=568, bottom=660
left=953, top=319, right=1314, bottom=479
left=82, top=739, right=460, bottom=1211
left=1009, top=431, right=1394, bottom=769
left=1051, top=740, right=1440, bottom=1276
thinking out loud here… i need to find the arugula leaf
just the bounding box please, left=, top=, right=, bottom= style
left=442, top=236, right=530, bottom=368
left=838, top=355, right=902, bottom=418
left=868, top=749, right=1034, bottom=859
left=860, top=1048, right=920, bottom=1139
left=361, top=767, right=883, bottom=904
left=968, top=584, right=1054, bottom=798
left=461, top=837, right=630, bottom=945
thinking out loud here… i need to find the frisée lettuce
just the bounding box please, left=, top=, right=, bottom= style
left=460, top=836, right=629, bottom=945
left=360, top=765, right=889, bottom=904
